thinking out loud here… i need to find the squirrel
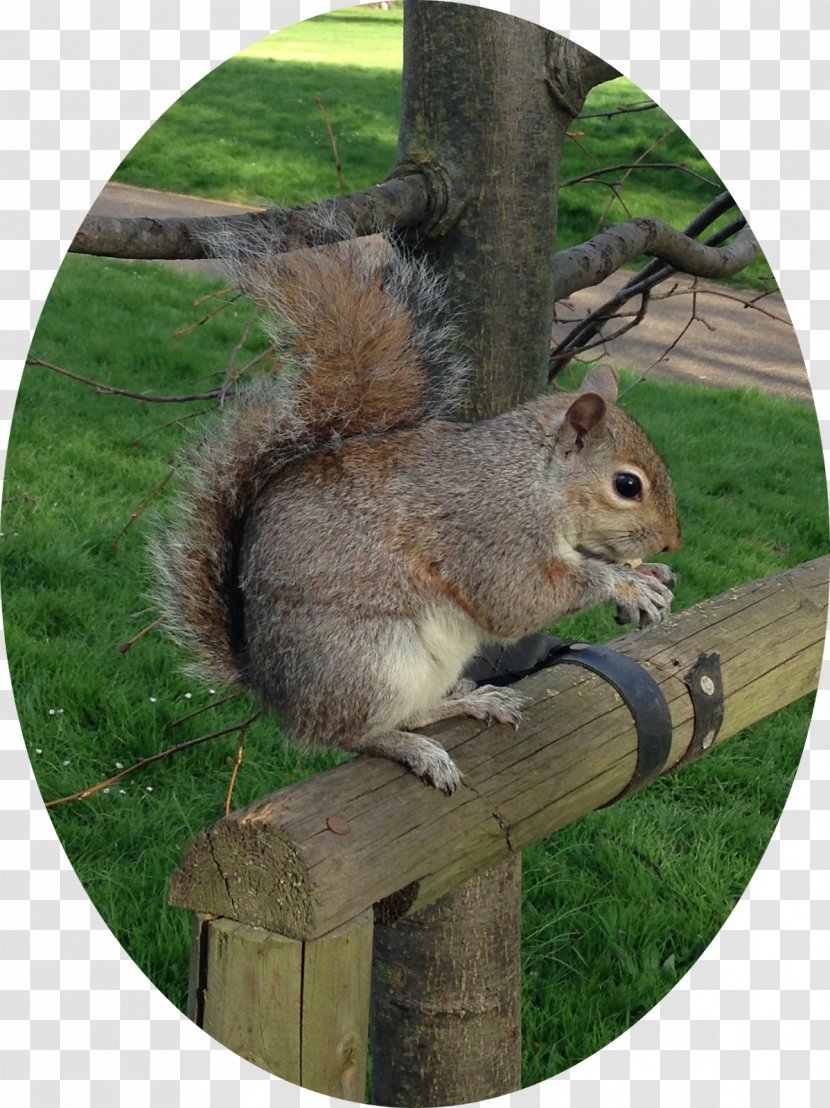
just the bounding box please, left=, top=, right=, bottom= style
left=153, top=217, right=682, bottom=796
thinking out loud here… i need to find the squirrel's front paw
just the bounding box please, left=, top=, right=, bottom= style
left=612, top=567, right=674, bottom=628
left=454, top=684, right=527, bottom=729
left=633, top=561, right=676, bottom=590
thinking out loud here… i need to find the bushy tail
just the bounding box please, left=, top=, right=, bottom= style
left=152, top=216, right=468, bottom=687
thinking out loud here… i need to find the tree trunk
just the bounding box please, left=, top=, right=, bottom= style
left=368, top=7, right=617, bottom=1099
left=370, top=858, right=523, bottom=1108
left=394, top=0, right=616, bottom=418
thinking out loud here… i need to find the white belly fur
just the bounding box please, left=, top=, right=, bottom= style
left=371, top=603, right=483, bottom=733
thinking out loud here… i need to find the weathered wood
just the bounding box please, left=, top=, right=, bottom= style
left=170, top=557, right=828, bottom=941
left=190, top=911, right=373, bottom=1095
left=301, top=910, right=373, bottom=1100
left=371, top=857, right=522, bottom=1107
left=198, top=918, right=303, bottom=1081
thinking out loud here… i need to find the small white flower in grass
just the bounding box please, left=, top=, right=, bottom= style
left=119, top=789, right=126, bottom=795
left=48, top=709, right=55, bottom=716
left=34, top=748, right=42, bottom=755
left=62, top=760, right=70, bottom=766
left=115, top=762, right=123, bottom=770
left=149, top=697, right=157, bottom=703
left=209, top=689, right=216, bottom=695
left=103, top=788, right=110, bottom=794
left=146, top=786, right=153, bottom=793
left=184, top=693, right=192, bottom=700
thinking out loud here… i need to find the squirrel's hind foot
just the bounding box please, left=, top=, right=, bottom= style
left=352, top=730, right=463, bottom=795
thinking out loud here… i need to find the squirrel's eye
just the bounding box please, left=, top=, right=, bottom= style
left=614, top=472, right=642, bottom=500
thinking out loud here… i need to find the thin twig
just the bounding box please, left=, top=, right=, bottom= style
left=618, top=282, right=703, bottom=400
left=192, top=285, right=236, bottom=308
left=315, top=97, right=347, bottom=196
left=565, top=131, right=632, bottom=219
left=653, top=285, right=791, bottom=325
left=562, top=161, right=720, bottom=190
left=550, top=291, right=652, bottom=367
left=130, top=407, right=213, bottom=447
left=28, top=357, right=222, bottom=404
left=576, top=100, right=659, bottom=121
left=173, top=293, right=241, bottom=338
left=119, top=612, right=169, bottom=654
left=168, top=691, right=243, bottom=729
left=112, top=461, right=177, bottom=549
left=219, top=308, right=261, bottom=409
left=596, top=126, right=674, bottom=232
left=44, top=712, right=263, bottom=809
left=130, top=606, right=157, bottom=620
left=224, top=729, right=249, bottom=817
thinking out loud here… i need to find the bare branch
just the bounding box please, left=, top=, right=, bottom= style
left=616, top=191, right=738, bottom=292
left=550, top=199, right=748, bottom=374
left=69, top=174, right=431, bottom=260
left=550, top=291, right=652, bottom=370
left=653, top=285, right=791, bottom=325
left=553, top=216, right=760, bottom=302
left=44, top=712, right=263, bottom=809
left=27, top=357, right=222, bottom=404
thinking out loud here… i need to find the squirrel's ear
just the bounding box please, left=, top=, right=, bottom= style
left=578, top=364, right=618, bottom=404
left=556, top=392, right=606, bottom=454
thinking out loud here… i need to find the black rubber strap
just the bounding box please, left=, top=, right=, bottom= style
left=466, top=632, right=673, bottom=802
left=545, top=641, right=673, bottom=802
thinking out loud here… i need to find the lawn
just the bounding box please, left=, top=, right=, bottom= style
left=112, top=6, right=771, bottom=287
left=4, top=248, right=825, bottom=1089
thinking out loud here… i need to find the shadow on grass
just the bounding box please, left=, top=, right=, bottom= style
left=114, top=56, right=403, bottom=206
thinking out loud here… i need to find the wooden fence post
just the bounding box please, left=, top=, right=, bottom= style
left=371, top=856, right=522, bottom=1107
left=188, top=909, right=373, bottom=1099
left=170, top=558, right=828, bottom=1104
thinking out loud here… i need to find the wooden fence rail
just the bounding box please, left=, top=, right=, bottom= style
left=170, top=556, right=828, bottom=1102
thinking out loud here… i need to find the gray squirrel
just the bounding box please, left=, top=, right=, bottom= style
left=153, top=221, right=681, bottom=795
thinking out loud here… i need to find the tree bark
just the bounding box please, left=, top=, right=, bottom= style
left=69, top=175, right=431, bottom=259
left=553, top=216, right=759, bottom=302
left=394, top=1, right=617, bottom=419
left=370, top=858, right=522, bottom=1108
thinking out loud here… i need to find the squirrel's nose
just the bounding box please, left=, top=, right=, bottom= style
left=662, top=529, right=682, bottom=554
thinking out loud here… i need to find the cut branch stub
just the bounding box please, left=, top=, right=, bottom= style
left=169, top=557, right=828, bottom=942
left=70, top=175, right=432, bottom=260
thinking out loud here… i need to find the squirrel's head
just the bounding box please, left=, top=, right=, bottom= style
left=547, top=365, right=682, bottom=565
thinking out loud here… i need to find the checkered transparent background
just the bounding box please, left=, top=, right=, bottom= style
left=2, top=0, right=829, bottom=1104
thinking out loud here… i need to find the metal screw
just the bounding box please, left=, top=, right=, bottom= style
left=699, top=675, right=716, bottom=696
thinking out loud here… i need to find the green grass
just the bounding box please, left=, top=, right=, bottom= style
left=114, top=8, right=404, bottom=206
left=3, top=254, right=826, bottom=1085
left=112, top=7, right=771, bottom=287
